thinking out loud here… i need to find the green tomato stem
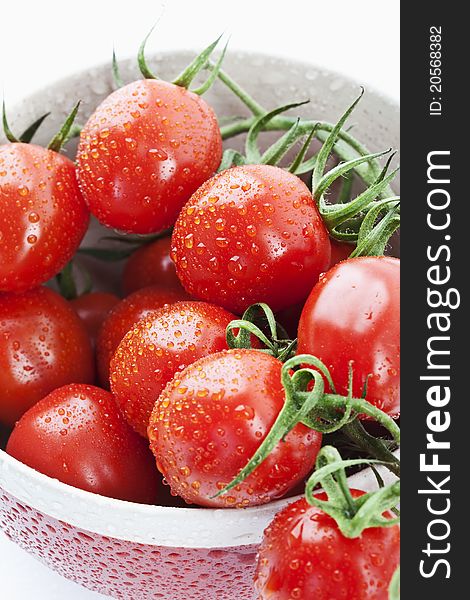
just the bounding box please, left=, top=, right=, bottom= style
left=342, top=419, right=400, bottom=477
left=226, top=303, right=297, bottom=361
left=220, top=115, right=394, bottom=198
left=211, top=65, right=266, bottom=116
left=214, top=351, right=400, bottom=500
left=305, top=446, right=400, bottom=538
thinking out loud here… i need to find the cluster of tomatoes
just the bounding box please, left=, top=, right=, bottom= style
left=1, top=40, right=400, bottom=599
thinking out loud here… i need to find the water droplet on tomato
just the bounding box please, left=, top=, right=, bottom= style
left=227, top=256, right=245, bottom=276
left=234, top=404, right=255, bottom=420
left=246, top=224, right=256, bottom=237
left=148, top=148, right=168, bottom=161
left=332, top=569, right=343, bottom=582
left=289, top=559, right=300, bottom=570
left=215, top=237, right=228, bottom=248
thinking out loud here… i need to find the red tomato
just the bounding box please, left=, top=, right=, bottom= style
left=0, top=287, right=94, bottom=427
left=329, top=238, right=354, bottom=268
left=148, top=349, right=321, bottom=507
left=297, top=257, right=400, bottom=417
left=171, top=164, right=331, bottom=313
left=7, top=384, right=159, bottom=503
left=110, top=301, right=234, bottom=437
left=0, top=143, right=89, bottom=292
left=70, top=292, right=120, bottom=345
left=76, top=80, right=222, bottom=234
left=255, top=492, right=400, bottom=599
left=96, top=285, right=189, bottom=388
left=122, top=236, right=183, bottom=295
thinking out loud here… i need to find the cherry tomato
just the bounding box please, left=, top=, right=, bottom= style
left=171, top=164, right=331, bottom=313
left=0, top=287, right=94, bottom=427
left=329, top=238, right=354, bottom=268
left=110, top=301, right=234, bottom=437
left=96, top=285, right=189, bottom=388
left=148, top=349, right=321, bottom=507
left=255, top=492, right=400, bottom=599
left=122, top=236, right=184, bottom=295
left=0, top=143, right=89, bottom=292
left=70, top=292, right=120, bottom=345
left=297, top=256, right=400, bottom=417
left=76, top=80, right=222, bottom=234
left=7, top=384, right=159, bottom=503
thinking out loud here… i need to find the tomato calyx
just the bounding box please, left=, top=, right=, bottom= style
left=215, top=354, right=400, bottom=500
left=287, top=124, right=318, bottom=175
left=2, top=99, right=81, bottom=152
left=47, top=101, right=81, bottom=152
left=216, top=87, right=401, bottom=251
left=218, top=101, right=311, bottom=172
left=112, top=48, right=124, bottom=88
left=310, top=91, right=401, bottom=243
left=2, top=100, right=50, bottom=144
left=172, top=37, right=228, bottom=95
left=349, top=197, right=401, bottom=257
left=215, top=73, right=398, bottom=202
left=226, top=303, right=297, bottom=362
left=113, top=27, right=227, bottom=96
left=305, top=445, right=400, bottom=538
left=293, top=355, right=400, bottom=476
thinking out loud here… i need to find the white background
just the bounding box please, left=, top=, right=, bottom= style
left=0, top=0, right=399, bottom=598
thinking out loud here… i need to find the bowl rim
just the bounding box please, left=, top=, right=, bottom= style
left=2, top=48, right=400, bottom=146
left=0, top=448, right=399, bottom=548
left=0, top=49, right=399, bottom=549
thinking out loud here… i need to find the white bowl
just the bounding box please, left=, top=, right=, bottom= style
left=0, top=50, right=399, bottom=600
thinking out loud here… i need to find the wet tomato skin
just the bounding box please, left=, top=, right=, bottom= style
left=171, top=164, right=331, bottom=314
left=0, top=143, right=89, bottom=292
left=0, top=287, right=95, bottom=427
left=96, top=285, right=190, bottom=388
left=76, top=79, right=222, bottom=234
left=70, top=292, right=120, bottom=345
left=7, top=384, right=160, bottom=504
left=297, top=256, right=400, bottom=417
left=255, top=492, right=400, bottom=600
left=148, top=349, right=322, bottom=508
left=122, top=236, right=183, bottom=295
left=110, top=301, right=235, bottom=437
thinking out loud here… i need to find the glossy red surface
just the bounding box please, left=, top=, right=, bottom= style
left=77, top=80, right=222, bottom=234
left=0, top=143, right=89, bottom=292
left=171, top=165, right=331, bottom=313
left=298, top=256, right=400, bottom=418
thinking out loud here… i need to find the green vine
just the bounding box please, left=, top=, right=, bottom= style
left=305, top=446, right=400, bottom=538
